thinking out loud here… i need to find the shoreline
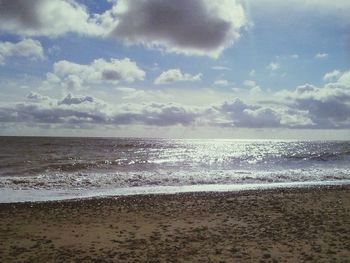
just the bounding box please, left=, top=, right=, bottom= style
left=1, top=185, right=349, bottom=262
left=1, top=179, right=350, bottom=203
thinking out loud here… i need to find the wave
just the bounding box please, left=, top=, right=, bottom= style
left=285, top=150, right=350, bottom=161
left=1, top=167, right=349, bottom=191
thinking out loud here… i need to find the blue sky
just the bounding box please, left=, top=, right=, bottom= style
left=0, top=0, right=349, bottom=139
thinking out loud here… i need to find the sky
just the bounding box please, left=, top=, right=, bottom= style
left=0, top=0, right=349, bottom=139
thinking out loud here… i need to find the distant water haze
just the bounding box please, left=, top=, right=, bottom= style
left=0, top=137, right=349, bottom=201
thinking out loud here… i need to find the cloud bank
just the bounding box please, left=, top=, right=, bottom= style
left=278, top=70, right=350, bottom=128
left=1, top=67, right=350, bottom=130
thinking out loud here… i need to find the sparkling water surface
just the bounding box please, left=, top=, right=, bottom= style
left=0, top=137, right=349, bottom=201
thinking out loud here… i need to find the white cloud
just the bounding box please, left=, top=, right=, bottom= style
left=315, top=53, right=328, bottom=59
left=214, top=79, right=230, bottom=86
left=0, top=0, right=106, bottom=37
left=49, top=58, right=145, bottom=90
left=243, top=80, right=257, bottom=88
left=26, top=91, right=50, bottom=102
left=338, top=70, right=350, bottom=86
left=243, top=80, right=261, bottom=95
left=267, top=62, right=280, bottom=71
left=323, top=70, right=341, bottom=82
left=154, top=69, right=202, bottom=85
left=115, top=87, right=137, bottom=93
left=249, top=86, right=262, bottom=95
left=212, top=66, right=231, bottom=71
left=322, top=69, right=350, bottom=86
left=109, top=0, right=247, bottom=57
left=61, top=75, right=83, bottom=92
left=0, top=39, right=44, bottom=65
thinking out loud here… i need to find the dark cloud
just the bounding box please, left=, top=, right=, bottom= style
left=110, top=103, right=198, bottom=126
left=283, top=83, right=350, bottom=128
left=58, top=94, right=94, bottom=105
left=140, top=103, right=197, bottom=126
left=0, top=103, right=107, bottom=124
left=111, top=0, right=246, bottom=57
left=220, top=99, right=259, bottom=113
left=0, top=0, right=41, bottom=29
left=214, top=99, right=282, bottom=128
left=101, top=70, right=122, bottom=81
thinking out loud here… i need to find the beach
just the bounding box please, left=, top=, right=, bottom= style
left=0, top=186, right=349, bottom=262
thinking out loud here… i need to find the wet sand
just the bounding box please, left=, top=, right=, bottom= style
left=0, top=186, right=349, bottom=262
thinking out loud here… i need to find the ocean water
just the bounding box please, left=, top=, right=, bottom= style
left=0, top=137, right=350, bottom=202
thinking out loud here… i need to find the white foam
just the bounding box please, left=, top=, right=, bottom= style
left=1, top=180, right=349, bottom=203
left=1, top=167, right=349, bottom=190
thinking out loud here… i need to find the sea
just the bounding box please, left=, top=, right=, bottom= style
left=0, top=136, right=350, bottom=202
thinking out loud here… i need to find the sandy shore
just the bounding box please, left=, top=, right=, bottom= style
left=0, top=186, right=349, bottom=262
